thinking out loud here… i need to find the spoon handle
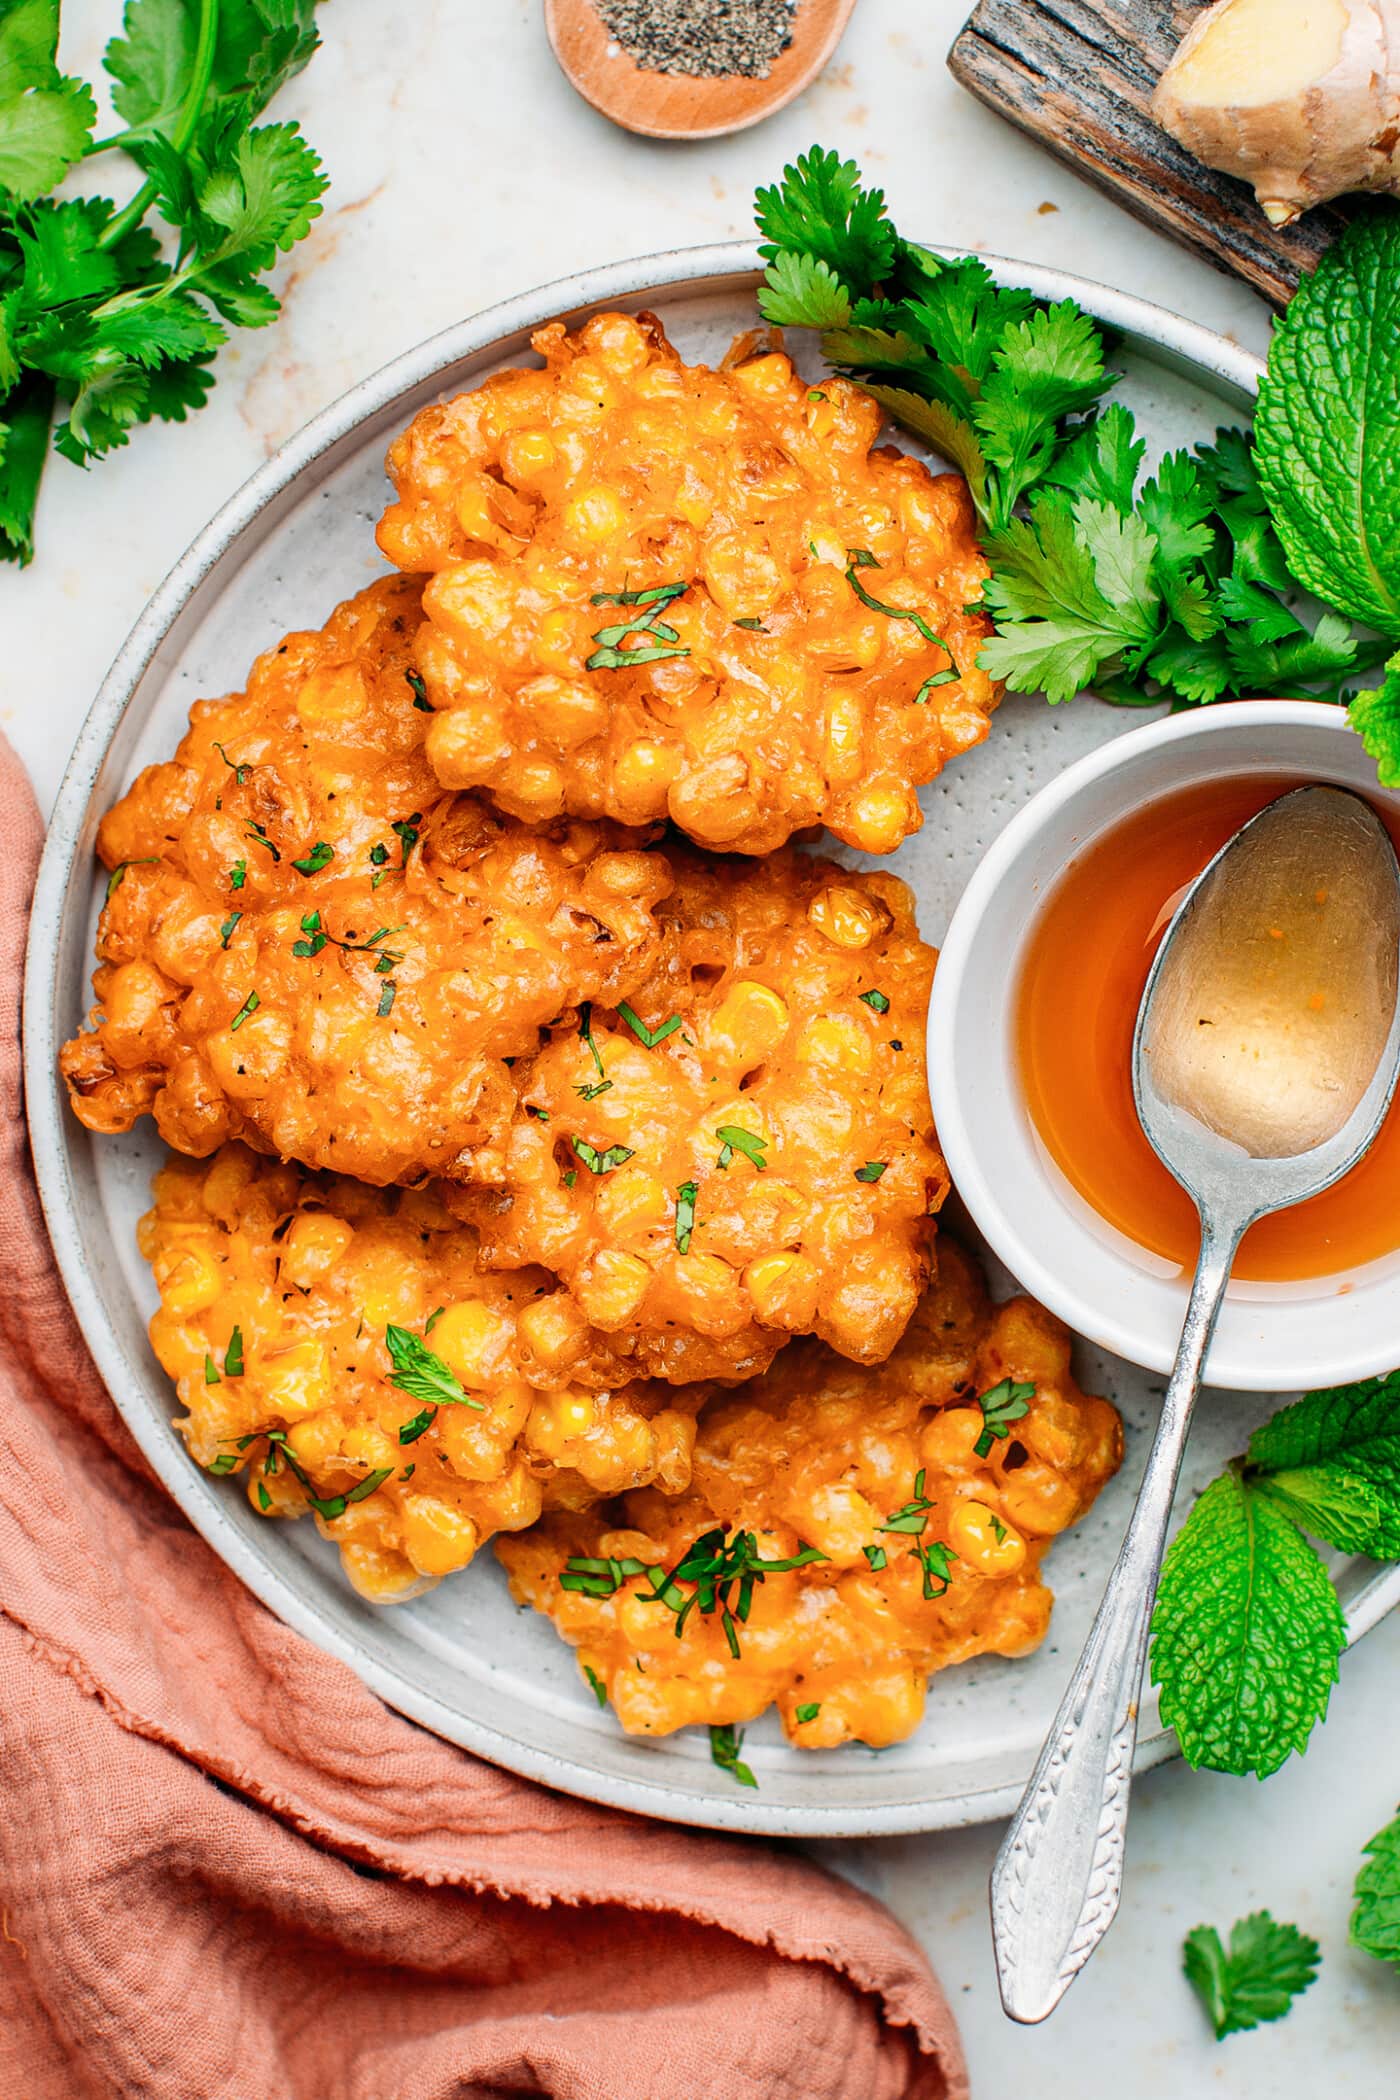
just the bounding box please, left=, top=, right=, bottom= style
left=989, top=1220, right=1242, bottom=2024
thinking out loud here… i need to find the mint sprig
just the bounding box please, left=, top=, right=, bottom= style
left=1353, top=1806, right=1400, bottom=1969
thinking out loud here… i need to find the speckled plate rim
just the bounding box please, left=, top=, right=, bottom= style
left=24, top=241, right=1400, bottom=1837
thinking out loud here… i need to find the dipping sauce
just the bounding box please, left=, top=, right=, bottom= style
left=1017, top=776, right=1400, bottom=1280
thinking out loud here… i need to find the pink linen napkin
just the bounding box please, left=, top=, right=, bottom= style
left=0, top=732, right=968, bottom=2100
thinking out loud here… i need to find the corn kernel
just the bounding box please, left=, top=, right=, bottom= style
left=200, top=1147, right=256, bottom=1219
left=564, top=485, right=627, bottom=543
left=806, top=883, right=886, bottom=950
left=517, top=1292, right=588, bottom=1369
left=948, top=1499, right=1027, bottom=1576
left=525, top=1390, right=598, bottom=1460
left=295, top=665, right=366, bottom=726
left=282, top=1213, right=355, bottom=1288
left=498, top=755, right=566, bottom=819
left=425, top=562, right=517, bottom=648
left=340, top=1542, right=423, bottom=1603
left=848, top=784, right=919, bottom=856
left=596, top=1166, right=669, bottom=1246
left=612, top=739, right=680, bottom=813
left=795, top=1015, right=873, bottom=1073
left=919, top=1406, right=984, bottom=1468
left=518, top=675, right=608, bottom=748
left=743, top=1250, right=819, bottom=1327
left=157, top=1245, right=223, bottom=1317
left=730, top=352, right=793, bottom=398
left=576, top=1250, right=652, bottom=1328
left=801, top=1482, right=880, bottom=1560
left=533, top=606, right=580, bottom=676
left=258, top=1339, right=331, bottom=1422
left=706, top=980, right=788, bottom=1072
left=424, top=701, right=508, bottom=784
left=401, top=1495, right=480, bottom=1577
left=502, top=428, right=556, bottom=480
left=822, top=692, right=865, bottom=785
left=432, top=1299, right=510, bottom=1388
left=285, top=1410, right=344, bottom=1467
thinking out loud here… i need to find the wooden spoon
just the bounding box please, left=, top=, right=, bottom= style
left=544, top=0, right=858, bottom=140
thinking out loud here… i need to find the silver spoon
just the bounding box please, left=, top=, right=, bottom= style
left=990, top=783, right=1400, bottom=2024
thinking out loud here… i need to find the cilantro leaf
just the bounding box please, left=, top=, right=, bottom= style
left=0, top=2, right=95, bottom=201
left=0, top=366, right=52, bottom=562
left=708, top=1722, right=758, bottom=1790
left=754, top=146, right=896, bottom=292
left=1350, top=650, right=1400, bottom=787
left=757, top=248, right=851, bottom=330
left=1150, top=1468, right=1344, bottom=1777
left=1352, top=1806, right=1400, bottom=1969
left=979, top=494, right=1156, bottom=704
left=1183, top=1912, right=1320, bottom=2039
left=1256, top=213, right=1400, bottom=634
left=1043, top=403, right=1144, bottom=513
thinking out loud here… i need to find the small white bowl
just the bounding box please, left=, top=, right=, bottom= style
left=927, top=701, right=1400, bottom=1391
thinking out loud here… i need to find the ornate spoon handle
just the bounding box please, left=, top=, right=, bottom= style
left=989, top=1221, right=1241, bottom=2023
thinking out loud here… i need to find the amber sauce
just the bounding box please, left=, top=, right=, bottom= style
left=1017, top=776, right=1400, bottom=1281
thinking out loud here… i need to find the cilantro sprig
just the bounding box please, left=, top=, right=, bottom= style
left=1183, top=1912, right=1320, bottom=2039
left=0, top=0, right=326, bottom=564
left=754, top=148, right=1394, bottom=723
left=1150, top=1369, right=1400, bottom=1777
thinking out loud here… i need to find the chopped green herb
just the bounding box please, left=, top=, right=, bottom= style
left=369, top=843, right=389, bottom=866
left=207, top=1452, right=239, bottom=1475
left=563, top=1169, right=578, bottom=1189
left=571, top=1136, right=636, bottom=1175
left=244, top=822, right=280, bottom=861
left=229, top=991, right=260, bottom=1032
left=377, top=981, right=396, bottom=1018
left=583, top=1664, right=609, bottom=1708
left=914, top=669, right=958, bottom=702
left=384, top=1323, right=484, bottom=1415
left=974, top=1378, right=1035, bottom=1459
left=863, top=1543, right=888, bottom=1571
left=807, top=389, right=827, bottom=403
left=855, top=1161, right=888, bottom=1183
left=795, top=1701, right=821, bottom=1722
left=225, top=1326, right=245, bottom=1378
left=105, top=856, right=160, bottom=902
left=405, top=669, right=431, bottom=709
left=989, top=1513, right=1009, bottom=1544
left=590, top=580, right=689, bottom=609
left=880, top=1470, right=933, bottom=1536
left=397, top=1407, right=436, bottom=1445
left=392, top=815, right=422, bottom=861
left=587, top=581, right=691, bottom=670
left=526, top=1104, right=550, bottom=1122
left=212, top=742, right=250, bottom=784
left=218, top=912, right=241, bottom=949
left=576, top=1079, right=613, bottom=1102
left=859, top=988, right=890, bottom=1014
left=845, top=554, right=950, bottom=649
left=425, top=1307, right=445, bottom=1334
left=675, top=1181, right=697, bottom=1254
left=618, top=1001, right=683, bottom=1049
left=915, top=1539, right=959, bottom=1600
left=714, top=1124, right=768, bottom=1172
left=579, top=1002, right=605, bottom=1079
left=230, top=859, right=247, bottom=891
left=400, top=1464, right=416, bottom=1481
left=710, top=1723, right=757, bottom=1789
left=292, top=840, right=334, bottom=875
left=561, top=1553, right=654, bottom=1597
left=203, top=1355, right=220, bottom=1387
left=256, top=1480, right=272, bottom=1511
left=734, top=616, right=768, bottom=631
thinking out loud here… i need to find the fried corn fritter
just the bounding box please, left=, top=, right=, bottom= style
left=497, top=1243, right=1123, bottom=1750
left=143, top=1146, right=704, bottom=1602
left=452, top=851, right=948, bottom=1384
left=377, top=310, right=1000, bottom=857
left=60, top=578, right=672, bottom=1186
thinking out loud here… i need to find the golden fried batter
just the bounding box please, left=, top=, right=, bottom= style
left=377, top=310, right=999, bottom=857
left=60, top=577, right=672, bottom=1186
left=143, top=1145, right=704, bottom=1602
left=497, top=1243, right=1123, bottom=1750
left=452, top=850, right=947, bottom=1384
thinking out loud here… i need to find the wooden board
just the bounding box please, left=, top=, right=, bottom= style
left=948, top=0, right=1356, bottom=307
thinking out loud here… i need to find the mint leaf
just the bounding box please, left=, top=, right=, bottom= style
left=1350, top=650, right=1400, bottom=787
left=383, top=1323, right=483, bottom=1415
left=1253, top=1465, right=1383, bottom=1555
left=1183, top=1912, right=1320, bottom=2038
left=1150, top=1469, right=1344, bottom=1777
left=1247, top=1373, right=1400, bottom=1556
left=1256, top=213, right=1400, bottom=634
left=1352, top=1806, right=1400, bottom=1968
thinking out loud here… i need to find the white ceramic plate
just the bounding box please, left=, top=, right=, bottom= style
left=24, top=244, right=1400, bottom=1836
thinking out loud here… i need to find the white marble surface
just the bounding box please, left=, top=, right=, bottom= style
left=11, top=1, right=1399, bottom=2090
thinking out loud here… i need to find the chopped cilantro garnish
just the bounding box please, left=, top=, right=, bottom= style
left=710, top=1723, right=757, bottom=1789
left=203, top=1354, right=220, bottom=1386
left=571, top=1136, right=635, bottom=1175
left=974, top=1378, right=1035, bottom=1458
left=230, top=859, right=247, bottom=891
left=587, top=582, right=691, bottom=670
left=579, top=1002, right=605, bottom=1079
left=376, top=981, right=396, bottom=1017
left=224, top=1326, right=245, bottom=1377
left=229, top=991, right=260, bottom=1032
left=105, top=857, right=159, bottom=902
left=618, top=1001, right=682, bottom=1049
left=862, top=1543, right=888, bottom=1571
left=880, top=1470, right=933, bottom=1536
left=855, top=1161, right=888, bottom=1183
left=292, top=840, right=334, bottom=875
left=212, top=742, right=250, bottom=784
left=397, top=1407, right=435, bottom=1445
left=244, top=822, right=280, bottom=861
left=576, top=1079, right=613, bottom=1102
left=675, top=1181, right=697, bottom=1254
left=845, top=553, right=950, bottom=649
left=714, top=1124, right=768, bottom=1171
left=405, top=669, right=431, bottom=709
left=795, top=1701, right=821, bottom=1723
left=734, top=616, right=768, bottom=631
left=526, top=1104, right=550, bottom=1122
left=218, top=912, right=241, bottom=948
left=915, top=1539, right=958, bottom=1599
left=583, top=1664, right=608, bottom=1708
left=859, top=988, right=890, bottom=1014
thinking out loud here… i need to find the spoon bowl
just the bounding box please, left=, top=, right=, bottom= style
left=990, top=782, right=1400, bottom=2024
left=544, top=0, right=858, bottom=140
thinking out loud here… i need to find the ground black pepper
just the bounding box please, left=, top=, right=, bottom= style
left=593, top=0, right=801, bottom=79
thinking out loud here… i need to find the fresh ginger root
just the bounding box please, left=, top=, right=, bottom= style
left=1152, top=0, right=1400, bottom=226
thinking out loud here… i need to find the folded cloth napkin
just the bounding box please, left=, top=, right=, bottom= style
left=0, top=735, right=968, bottom=2100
